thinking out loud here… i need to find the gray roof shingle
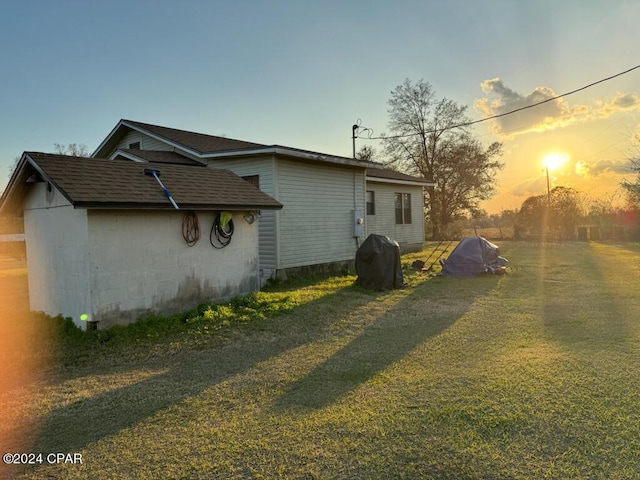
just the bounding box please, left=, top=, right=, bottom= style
left=24, top=152, right=283, bottom=211
left=123, top=120, right=267, bottom=154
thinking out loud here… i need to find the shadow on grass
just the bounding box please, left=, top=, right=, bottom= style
left=272, top=275, right=501, bottom=412
left=24, top=281, right=374, bottom=464
left=541, top=242, right=635, bottom=350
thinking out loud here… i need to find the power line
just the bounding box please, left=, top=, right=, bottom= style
left=360, top=64, right=640, bottom=141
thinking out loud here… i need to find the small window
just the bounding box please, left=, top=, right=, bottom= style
left=242, top=175, right=260, bottom=188
left=366, top=190, right=375, bottom=215
left=395, top=193, right=412, bottom=224
left=129, top=141, right=140, bottom=150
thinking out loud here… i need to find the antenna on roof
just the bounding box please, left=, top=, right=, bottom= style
left=143, top=168, right=180, bottom=210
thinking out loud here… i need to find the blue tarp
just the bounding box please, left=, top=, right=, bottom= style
left=441, top=236, right=507, bottom=277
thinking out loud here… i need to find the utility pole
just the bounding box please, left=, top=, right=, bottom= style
left=546, top=166, right=551, bottom=207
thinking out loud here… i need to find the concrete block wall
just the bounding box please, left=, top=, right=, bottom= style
left=86, top=210, right=260, bottom=328
left=23, top=183, right=91, bottom=323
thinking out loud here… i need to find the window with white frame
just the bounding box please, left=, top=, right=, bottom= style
left=394, top=193, right=412, bottom=224
left=366, top=190, right=375, bottom=215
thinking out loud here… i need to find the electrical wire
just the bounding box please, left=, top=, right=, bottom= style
left=359, top=64, right=640, bottom=141
left=209, top=213, right=234, bottom=249
left=182, top=211, right=200, bottom=247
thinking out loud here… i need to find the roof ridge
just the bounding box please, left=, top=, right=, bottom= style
left=122, top=119, right=267, bottom=149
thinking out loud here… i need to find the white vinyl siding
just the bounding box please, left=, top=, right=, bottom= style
left=365, top=181, right=424, bottom=246
left=114, top=131, right=174, bottom=152
left=277, top=159, right=365, bottom=269
left=206, top=156, right=278, bottom=274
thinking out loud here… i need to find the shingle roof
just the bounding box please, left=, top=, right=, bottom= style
left=96, top=119, right=382, bottom=167
left=366, top=167, right=433, bottom=186
left=114, top=149, right=203, bottom=166
left=21, top=152, right=283, bottom=211
left=123, top=120, right=267, bottom=154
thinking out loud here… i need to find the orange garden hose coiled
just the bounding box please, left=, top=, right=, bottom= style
left=182, top=211, right=200, bottom=247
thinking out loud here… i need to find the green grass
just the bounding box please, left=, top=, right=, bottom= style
left=4, top=241, right=640, bottom=479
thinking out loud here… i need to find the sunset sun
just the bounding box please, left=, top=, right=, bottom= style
left=542, top=151, right=570, bottom=172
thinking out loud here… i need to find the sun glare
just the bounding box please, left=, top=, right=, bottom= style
left=542, top=152, right=570, bottom=172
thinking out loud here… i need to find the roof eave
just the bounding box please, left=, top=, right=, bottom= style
left=93, top=120, right=207, bottom=160
left=203, top=146, right=378, bottom=169
left=0, top=153, right=28, bottom=215
left=0, top=153, right=77, bottom=216
left=109, top=149, right=146, bottom=162
left=75, top=202, right=283, bottom=211
left=366, top=176, right=434, bottom=187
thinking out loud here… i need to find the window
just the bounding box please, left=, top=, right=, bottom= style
left=129, top=141, right=140, bottom=150
left=366, top=190, right=375, bottom=215
left=242, top=175, right=260, bottom=188
left=395, top=193, right=412, bottom=224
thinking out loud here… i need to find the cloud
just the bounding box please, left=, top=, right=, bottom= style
left=510, top=175, right=549, bottom=198
left=598, top=92, right=640, bottom=117
left=475, top=79, right=640, bottom=137
left=575, top=158, right=630, bottom=177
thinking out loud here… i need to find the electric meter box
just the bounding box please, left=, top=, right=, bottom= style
left=353, top=210, right=365, bottom=238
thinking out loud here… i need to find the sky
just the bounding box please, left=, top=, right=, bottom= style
left=1, top=0, right=639, bottom=214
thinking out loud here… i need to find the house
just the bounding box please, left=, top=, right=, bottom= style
left=0, top=152, right=282, bottom=329
left=93, top=120, right=432, bottom=281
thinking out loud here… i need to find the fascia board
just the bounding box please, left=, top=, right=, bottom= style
left=108, top=149, right=146, bottom=162
left=120, top=120, right=206, bottom=157
left=24, top=155, right=77, bottom=207
left=203, top=146, right=377, bottom=169
left=366, top=177, right=433, bottom=187
left=0, top=153, right=29, bottom=214
left=93, top=120, right=205, bottom=159
left=91, top=119, right=126, bottom=157
left=74, top=202, right=283, bottom=211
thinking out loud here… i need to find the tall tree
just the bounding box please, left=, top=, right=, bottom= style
left=621, top=134, right=640, bottom=206
left=383, top=79, right=503, bottom=236
left=516, top=186, right=585, bottom=239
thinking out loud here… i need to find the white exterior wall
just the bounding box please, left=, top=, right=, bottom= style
left=277, top=159, right=365, bottom=269
left=86, top=210, right=259, bottom=328
left=23, top=183, right=91, bottom=324
left=365, top=181, right=425, bottom=248
left=114, top=131, right=173, bottom=152
left=22, top=181, right=260, bottom=329
left=207, top=156, right=278, bottom=278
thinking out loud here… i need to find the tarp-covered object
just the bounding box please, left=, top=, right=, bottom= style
left=355, top=234, right=404, bottom=290
left=440, top=236, right=507, bottom=277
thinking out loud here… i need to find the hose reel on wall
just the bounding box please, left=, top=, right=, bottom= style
left=182, top=211, right=201, bottom=247
left=210, top=211, right=234, bottom=249
left=181, top=211, right=234, bottom=249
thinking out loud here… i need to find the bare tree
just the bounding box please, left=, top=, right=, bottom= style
left=621, top=133, right=640, bottom=206
left=383, top=79, right=503, bottom=237
left=355, top=145, right=378, bottom=162
left=53, top=143, right=89, bottom=156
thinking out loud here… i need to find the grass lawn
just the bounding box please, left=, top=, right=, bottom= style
left=3, top=241, right=640, bottom=479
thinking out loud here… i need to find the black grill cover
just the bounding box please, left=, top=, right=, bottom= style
left=355, top=234, right=404, bottom=291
